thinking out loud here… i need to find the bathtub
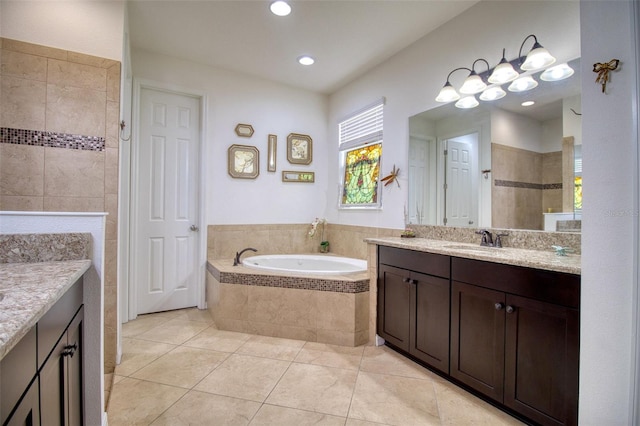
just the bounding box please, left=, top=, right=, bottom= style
left=242, top=254, right=367, bottom=275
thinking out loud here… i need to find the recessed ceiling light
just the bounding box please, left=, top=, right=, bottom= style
left=270, top=1, right=291, bottom=16
left=298, top=55, right=315, bottom=66
left=521, top=101, right=535, bottom=107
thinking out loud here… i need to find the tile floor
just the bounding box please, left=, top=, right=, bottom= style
left=106, top=308, right=525, bottom=425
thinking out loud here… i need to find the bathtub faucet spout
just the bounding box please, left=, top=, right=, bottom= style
left=233, top=247, right=258, bottom=266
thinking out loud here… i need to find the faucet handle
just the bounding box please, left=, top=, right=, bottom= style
left=494, top=233, right=509, bottom=248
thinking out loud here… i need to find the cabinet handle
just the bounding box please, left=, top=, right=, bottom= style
left=495, top=302, right=504, bottom=311
left=403, top=277, right=410, bottom=283
left=506, top=305, right=515, bottom=314
left=62, top=343, right=78, bottom=358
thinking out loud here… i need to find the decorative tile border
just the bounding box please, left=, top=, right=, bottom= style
left=207, top=261, right=369, bottom=293
left=0, top=127, right=105, bottom=151
left=495, top=179, right=562, bottom=190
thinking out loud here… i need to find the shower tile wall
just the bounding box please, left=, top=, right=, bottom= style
left=0, top=38, right=121, bottom=372
left=492, top=143, right=562, bottom=230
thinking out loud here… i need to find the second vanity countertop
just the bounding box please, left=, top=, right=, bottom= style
left=0, top=259, right=91, bottom=361
left=365, top=237, right=581, bottom=275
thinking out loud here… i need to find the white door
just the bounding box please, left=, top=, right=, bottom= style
left=133, top=87, right=201, bottom=315
left=444, top=134, right=477, bottom=227
left=409, top=136, right=429, bottom=224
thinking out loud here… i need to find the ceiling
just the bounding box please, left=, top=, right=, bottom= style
left=127, top=0, right=478, bottom=95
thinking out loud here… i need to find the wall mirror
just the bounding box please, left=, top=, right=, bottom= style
left=408, top=57, right=582, bottom=232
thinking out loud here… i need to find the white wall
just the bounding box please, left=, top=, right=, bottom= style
left=0, top=0, right=124, bottom=60
left=131, top=50, right=329, bottom=225
left=327, top=1, right=580, bottom=229
left=563, top=94, right=583, bottom=145
left=541, top=117, right=563, bottom=153
left=491, top=108, right=543, bottom=152
left=580, top=1, right=638, bottom=424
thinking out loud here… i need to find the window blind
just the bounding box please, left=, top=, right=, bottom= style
left=339, top=99, right=384, bottom=150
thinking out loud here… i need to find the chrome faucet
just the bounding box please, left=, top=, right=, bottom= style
left=233, top=247, right=257, bottom=266
left=475, top=230, right=494, bottom=247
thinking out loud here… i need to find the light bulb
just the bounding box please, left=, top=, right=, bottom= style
left=459, top=72, right=487, bottom=95
left=540, top=63, right=574, bottom=81
left=435, top=82, right=460, bottom=102
left=455, top=96, right=479, bottom=109
left=508, top=76, right=538, bottom=92
left=479, top=86, right=506, bottom=101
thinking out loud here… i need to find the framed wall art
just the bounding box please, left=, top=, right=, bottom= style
left=286, top=133, right=313, bottom=165
left=235, top=123, right=254, bottom=138
left=267, top=134, right=277, bottom=172
left=228, top=144, right=259, bottom=179
left=282, top=171, right=315, bottom=183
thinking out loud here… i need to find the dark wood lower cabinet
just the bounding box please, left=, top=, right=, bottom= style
left=5, top=378, right=39, bottom=426
left=378, top=247, right=580, bottom=426
left=504, top=295, right=579, bottom=426
left=40, top=307, right=84, bottom=426
left=451, top=281, right=505, bottom=402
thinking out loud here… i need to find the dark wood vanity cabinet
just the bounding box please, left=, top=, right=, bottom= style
left=377, top=246, right=580, bottom=426
left=377, top=246, right=450, bottom=373
left=1, top=278, right=84, bottom=426
left=451, top=257, right=580, bottom=426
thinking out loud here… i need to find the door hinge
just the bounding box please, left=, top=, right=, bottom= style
left=443, top=217, right=448, bottom=225
left=444, top=149, right=448, bottom=156
left=443, top=183, right=448, bottom=190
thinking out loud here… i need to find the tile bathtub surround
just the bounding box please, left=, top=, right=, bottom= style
left=0, top=37, right=121, bottom=373
left=206, top=268, right=369, bottom=347
left=406, top=224, right=581, bottom=254
left=207, top=223, right=402, bottom=261
left=0, top=233, right=91, bottom=263
left=108, top=308, right=525, bottom=425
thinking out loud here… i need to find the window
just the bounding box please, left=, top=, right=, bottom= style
left=339, top=99, right=384, bottom=208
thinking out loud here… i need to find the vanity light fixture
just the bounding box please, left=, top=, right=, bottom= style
left=540, top=63, right=575, bottom=81
left=270, top=1, right=291, bottom=16
left=508, top=75, right=538, bottom=92
left=455, top=95, right=479, bottom=109
left=488, top=49, right=520, bottom=84
left=519, top=34, right=556, bottom=71
left=435, top=33, right=563, bottom=109
left=479, top=86, right=506, bottom=101
left=297, top=55, right=315, bottom=65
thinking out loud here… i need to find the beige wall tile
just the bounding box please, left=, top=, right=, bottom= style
left=105, top=193, right=118, bottom=240
left=105, top=101, right=120, bottom=142
left=67, top=51, right=118, bottom=69
left=0, top=195, right=43, bottom=211
left=43, top=196, right=104, bottom=212
left=1, top=75, right=46, bottom=129
left=215, top=283, right=249, bottom=322
left=1, top=38, right=67, bottom=61
left=246, top=321, right=317, bottom=342
left=248, top=286, right=317, bottom=329
left=316, top=329, right=357, bottom=347
left=104, top=240, right=118, bottom=287
left=0, top=143, right=44, bottom=195
left=46, top=84, right=106, bottom=136
left=104, top=147, right=118, bottom=194
left=47, top=58, right=107, bottom=91
left=44, top=148, right=105, bottom=197
left=107, top=64, right=121, bottom=102
left=1, top=50, right=47, bottom=81
left=317, top=292, right=355, bottom=332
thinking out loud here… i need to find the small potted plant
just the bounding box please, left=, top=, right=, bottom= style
left=401, top=228, right=416, bottom=238
left=309, top=218, right=329, bottom=253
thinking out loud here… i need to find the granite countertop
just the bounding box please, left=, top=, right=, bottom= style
left=0, top=259, right=91, bottom=361
left=365, top=237, right=581, bottom=275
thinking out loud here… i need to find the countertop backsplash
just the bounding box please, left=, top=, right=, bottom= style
left=405, top=225, right=581, bottom=254
left=0, top=233, right=92, bottom=263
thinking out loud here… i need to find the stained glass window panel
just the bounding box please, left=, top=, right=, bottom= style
left=341, top=143, right=382, bottom=205
left=574, top=176, right=582, bottom=210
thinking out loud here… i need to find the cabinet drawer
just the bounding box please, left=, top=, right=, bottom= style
left=378, top=246, right=450, bottom=278
left=38, top=277, right=83, bottom=368
left=452, top=257, right=580, bottom=308
left=1, top=326, right=37, bottom=424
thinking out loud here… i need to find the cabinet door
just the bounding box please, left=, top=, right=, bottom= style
left=410, top=272, right=450, bottom=373
left=66, top=308, right=84, bottom=426
left=504, top=295, right=579, bottom=426
left=5, top=377, right=40, bottom=426
left=451, top=281, right=505, bottom=401
left=40, top=335, right=66, bottom=425
left=377, top=265, right=411, bottom=351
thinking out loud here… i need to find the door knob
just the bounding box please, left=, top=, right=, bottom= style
left=190, top=225, right=199, bottom=232
left=506, top=305, right=515, bottom=314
